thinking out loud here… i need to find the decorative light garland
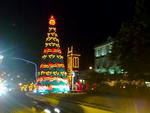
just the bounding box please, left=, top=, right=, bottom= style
left=39, top=71, right=66, bottom=76
left=47, top=32, right=58, bottom=37
left=45, top=43, right=60, bottom=48
left=37, top=16, right=69, bottom=93
left=42, top=54, right=63, bottom=59
left=43, top=48, right=61, bottom=54
left=37, top=77, right=68, bottom=83
left=49, top=27, right=56, bottom=31
left=40, top=63, right=65, bottom=68
left=46, top=37, right=59, bottom=42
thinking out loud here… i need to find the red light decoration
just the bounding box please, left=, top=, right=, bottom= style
left=43, top=48, right=61, bottom=54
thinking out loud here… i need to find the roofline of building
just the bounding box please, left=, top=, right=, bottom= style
left=94, top=36, right=114, bottom=49
left=94, top=41, right=113, bottom=49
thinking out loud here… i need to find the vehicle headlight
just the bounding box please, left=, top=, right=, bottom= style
left=0, top=83, right=8, bottom=95
left=54, top=108, right=60, bottom=113
left=44, top=109, right=51, bottom=113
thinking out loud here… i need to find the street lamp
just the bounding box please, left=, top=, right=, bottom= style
left=72, top=71, right=75, bottom=91
left=89, top=66, right=93, bottom=70
left=0, top=55, right=4, bottom=60
left=12, top=57, right=38, bottom=81
left=0, top=55, right=38, bottom=81
left=0, top=55, right=4, bottom=64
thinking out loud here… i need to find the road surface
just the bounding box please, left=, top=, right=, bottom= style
left=0, top=92, right=52, bottom=113
left=0, top=91, right=114, bottom=113
left=28, top=93, right=115, bottom=113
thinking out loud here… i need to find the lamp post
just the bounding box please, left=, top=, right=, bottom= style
left=72, top=71, right=75, bottom=91
left=12, top=57, right=38, bottom=81
left=0, top=55, right=4, bottom=64
left=0, top=55, right=38, bottom=81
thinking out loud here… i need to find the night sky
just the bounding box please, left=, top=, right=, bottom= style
left=0, top=0, right=135, bottom=80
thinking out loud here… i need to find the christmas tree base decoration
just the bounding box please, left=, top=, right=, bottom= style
left=37, top=16, right=70, bottom=94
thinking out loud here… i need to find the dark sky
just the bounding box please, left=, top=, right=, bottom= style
left=0, top=0, right=135, bottom=80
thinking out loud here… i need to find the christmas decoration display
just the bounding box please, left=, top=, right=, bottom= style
left=37, top=16, right=69, bottom=94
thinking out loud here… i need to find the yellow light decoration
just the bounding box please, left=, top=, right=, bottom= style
left=46, top=37, right=59, bottom=42
left=42, top=54, right=63, bottom=59
left=41, top=71, right=46, bottom=75
left=49, top=27, right=56, bottom=31
left=50, top=32, right=55, bottom=36
left=46, top=71, right=50, bottom=75
left=39, top=71, right=66, bottom=76
left=29, top=85, right=33, bottom=92
left=45, top=43, right=48, bottom=47
left=45, top=43, right=60, bottom=47
left=42, top=55, right=47, bottom=59
left=49, top=15, right=56, bottom=25
left=40, top=64, right=65, bottom=68
left=37, top=77, right=68, bottom=83
left=43, top=48, right=61, bottom=54
left=48, top=32, right=58, bottom=37
left=40, top=64, right=65, bottom=69
left=21, top=85, right=28, bottom=92
left=48, top=55, right=54, bottom=58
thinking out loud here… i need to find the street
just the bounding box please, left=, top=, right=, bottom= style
left=0, top=92, right=36, bottom=113
left=27, top=92, right=150, bottom=113
left=0, top=91, right=114, bottom=113
left=28, top=93, right=114, bottom=113
left=0, top=92, right=53, bottom=113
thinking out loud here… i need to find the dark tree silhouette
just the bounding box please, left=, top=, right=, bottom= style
left=112, top=0, right=150, bottom=80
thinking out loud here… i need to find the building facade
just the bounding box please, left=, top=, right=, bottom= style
left=67, top=46, right=81, bottom=89
left=67, top=46, right=80, bottom=73
left=94, top=39, right=123, bottom=75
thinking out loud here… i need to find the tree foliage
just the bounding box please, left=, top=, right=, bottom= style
left=112, top=0, right=150, bottom=80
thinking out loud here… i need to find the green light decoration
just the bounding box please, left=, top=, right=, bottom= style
left=37, top=15, right=70, bottom=94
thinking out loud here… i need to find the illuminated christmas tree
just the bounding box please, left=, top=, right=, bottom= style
left=37, top=16, right=69, bottom=94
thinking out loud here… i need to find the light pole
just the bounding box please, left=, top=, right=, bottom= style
left=0, top=55, right=4, bottom=64
left=12, top=57, right=38, bottom=81
left=72, top=71, right=75, bottom=91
